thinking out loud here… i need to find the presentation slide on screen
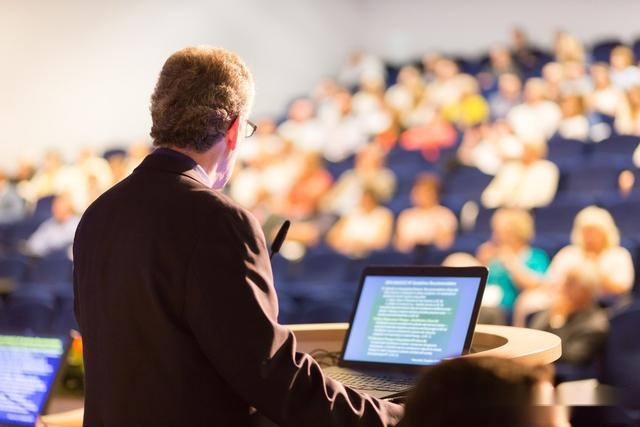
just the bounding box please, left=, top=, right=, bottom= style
left=0, top=336, right=65, bottom=426
left=343, top=276, right=480, bottom=366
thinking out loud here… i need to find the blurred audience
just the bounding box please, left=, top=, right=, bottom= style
left=476, top=209, right=549, bottom=312
left=322, top=143, right=396, bottom=215
left=615, top=85, right=640, bottom=135
left=587, top=62, right=624, bottom=118
left=515, top=206, right=634, bottom=326
left=0, top=170, right=26, bottom=225
left=489, top=73, right=523, bottom=120
left=557, top=93, right=590, bottom=140
left=326, top=188, right=393, bottom=257
left=24, top=193, right=80, bottom=258
left=507, top=78, right=562, bottom=140
left=481, top=140, right=559, bottom=209
left=394, top=173, right=457, bottom=252
left=531, top=266, right=609, bottom=367
left=609, top=45, right=640, bottom=90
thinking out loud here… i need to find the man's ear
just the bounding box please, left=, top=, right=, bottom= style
left=225, top=117, right=240, bottom=151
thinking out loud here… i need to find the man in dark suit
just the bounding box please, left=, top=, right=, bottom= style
left=73, top=46, right=403, bottom=426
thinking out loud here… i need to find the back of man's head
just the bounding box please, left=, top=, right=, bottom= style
left=150, top=46, right=254, bottom=153
left=401, top=357, right=557, bottom=427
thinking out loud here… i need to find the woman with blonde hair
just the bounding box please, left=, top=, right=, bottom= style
left=514, top=205, right=634, bottom=326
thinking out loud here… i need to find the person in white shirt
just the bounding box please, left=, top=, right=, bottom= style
left=615, top=85, right=640, bottom=135
left=610, top=46, right=640, bottom=90
left=587, top=63, right=625, bottom=118
left=338, top=51, right=386, bottom=89
left=320, top=90, right=368, bottom=163
left=277, top=99, right=326, bottom=154
left=513, top=205, right=634, bottom=326
left=321, top=143, right=396, bottom=215
left=25, top=193, right=80, bottom=257
left=394, top=173, right=457, bottom=252
left=557, top=94, right=590, bottom=141
left=481, top=141, right=559, bottom=209
left=326, top=188, right=394, bottom=257
left=507, top=78, right=562, bottom=140
left=385, top=65, right=427, bottom=128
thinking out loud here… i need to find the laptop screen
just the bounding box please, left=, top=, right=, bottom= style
left=342, top=272, right=484, bottom=367
left=0, top=335, right=68, bottom=427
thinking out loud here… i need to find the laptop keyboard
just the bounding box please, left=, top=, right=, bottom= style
left=325, top=367, right=414, bottom=392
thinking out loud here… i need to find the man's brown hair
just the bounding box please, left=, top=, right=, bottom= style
left=150, top=46, right=254, bottom=152
left=401, top=357, right=554, bottom=427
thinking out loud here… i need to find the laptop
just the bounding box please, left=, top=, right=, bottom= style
left=325, top=265, right=487, bottom=398
left=0, top=334, right=71, bottom=427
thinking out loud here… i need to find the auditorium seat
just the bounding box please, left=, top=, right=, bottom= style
left=591, top=39, right=623, bottom=63
left=547, top=137, right=587, bottom=169
left=0, top=254, right=28, bottom=291
left=441, top=166, right=492, bottom=200
left=561, top=164, right=622, bottom=199
left=51, top=299, right=78, bottom=335
left=588, top=134, right=640, bottom=167
left=300, top=299, right=353, bottom=323
left=607, top=201, right=640, bottom=237
left=601, top=300, right=640, bottom=394
left=24, top=250, right=73, bottom=294
left=387, top=194, right=412, bottom=216
left=2, top=287, right=55, bottom=335
left=534, top=203, right=584, bottom=234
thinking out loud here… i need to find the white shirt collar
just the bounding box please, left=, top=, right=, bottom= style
left=192, top=164, right=213, bottom=188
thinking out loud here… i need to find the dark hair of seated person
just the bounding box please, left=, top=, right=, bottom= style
left=400, top=357, right=554, bottom=427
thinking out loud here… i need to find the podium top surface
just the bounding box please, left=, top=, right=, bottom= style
left=289, top=323, right=562, bottom=366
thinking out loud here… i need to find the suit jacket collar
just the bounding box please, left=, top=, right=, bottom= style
left=135, top=147, right=209, bottom=187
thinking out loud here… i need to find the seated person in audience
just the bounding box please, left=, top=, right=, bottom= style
left=557, top=93, right=590, bottom=141
left=481, top=140, right=559, bottom=209
left=476, top=209, right=550, bottom=313
left=271, top=154, right=334, bottom=248
left=394, top=173, right=457, bottom=252
left=384, top=65, right=427, bottom=128
left=104, top=150, right=128, bottom=184
left=326, top=188, right=393, bottom=257
left=507, top=78, right=562, bottom=140
left=426, top=58, right=469, bottom=107
left=352, top=73, right=393, bottom=137
left=531, top=266, right=609, bottom=368
left=441, top=75, right=490, bottom=129
left=401, top=357, right=569, bottom=427
left=541, top=62, right=565, bottom=102
left=587, top=62, right=625, bottom=119
left=514, top=205, right=634, bottom=326
left=560, top=60, right=592, bottom=96
left=488, top=73, right=523, bottom=120
left=277, top=98, right=326, bottom=154
left=24, top=193, right=80, bottom=257
left=321, top=143, right=396, bottom=215
left=610, top=45, right=640, bottom=90
left=0, top=170, right=26, bottom=224
left=338, top=51, right=386, bottom=89
left=321, top=89, right=368, bottom=163
left=457, top=121, right=523, bottom=175
left=615, top=85, right=640, bottom=135
left=19, top=149, right=64, bottom=205
left=510, top=27, right=538, bottom=71
left=477, top=45, right=521, bottom=93
left=554, top=31, right=586, bottom=64
left=399, top=111, right=458, bottom=161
